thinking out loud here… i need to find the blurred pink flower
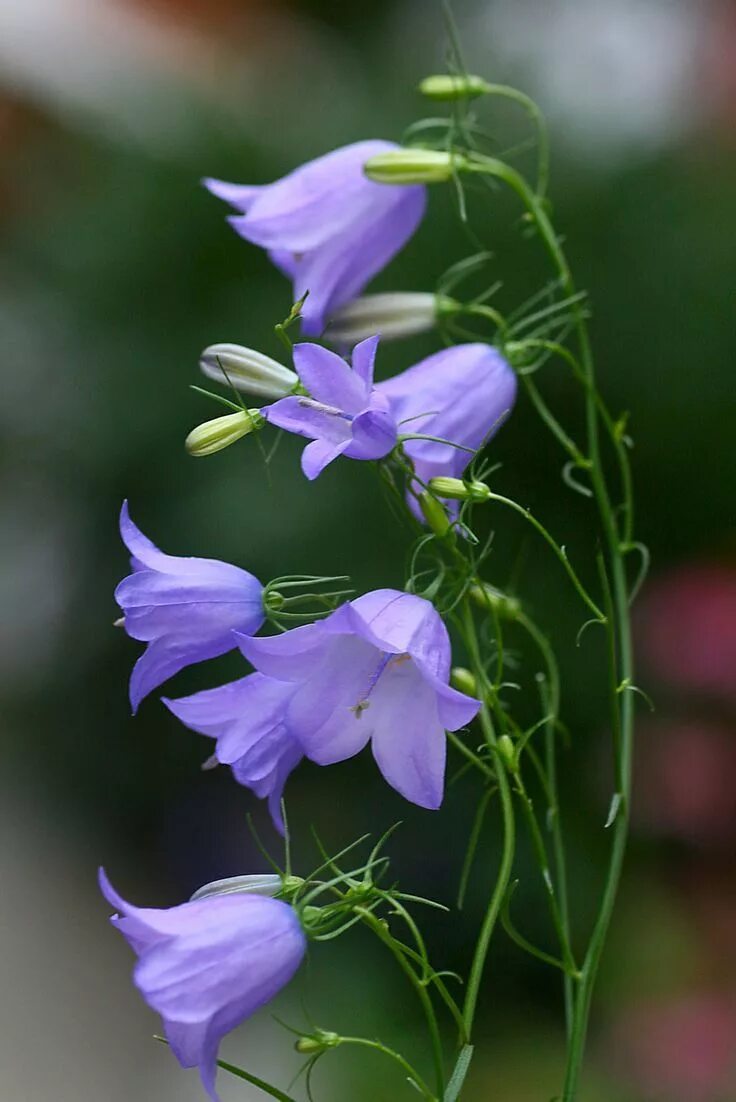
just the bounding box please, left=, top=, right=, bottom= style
left=633, top=719, right=736, bottom=845
left=607, top=994, right=736, bottom=1101
left=638, top=563, right=736, bottom=700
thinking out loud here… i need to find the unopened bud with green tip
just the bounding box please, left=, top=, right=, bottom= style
left=199, top=343, right=298, bottom=399
left=326, top=292, right=445, bottom=344
left=469, top=582, right=521, bottom=621
left=429, top=476, right=491, bottom=502
left=451, top=667, right=477, bottom=696
left=185, top=409, right=263, bottom=457
left=497, top=734, right=517, bottom=771
left=419, top=73, right=492, bottom=101
left=190, top=873, right=303, bottom=902
left=295, top=1030, right=340, bottom=1055
left=419, top=492, right=453, bottom=538
left=364, top=148, right=465, bottom=185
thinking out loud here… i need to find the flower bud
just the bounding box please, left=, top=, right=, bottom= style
left=451, top=667, right=477, bottom=696
left=185, top=409, right=262, bottom=457
left=497, top=734, right=517, bottom=771
left=419, top=492, right=453, bottom=538
left=429, top=477, right=491, bottom=502
left=295, top=1031, right=340, bottom=1055
left=199, top=343, right=298, bottom=399
left=418, top=74, right=491, bottom=101
left=326, top=293, right=439, bottom=344
left=190, top=874, right=283, bottom=901
left=364, top=148, right=465, bottom=185
left=469, top=582, right=521, bottom=621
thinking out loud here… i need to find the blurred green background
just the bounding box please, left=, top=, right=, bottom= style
left=2, top=1, right=735, bottom=1099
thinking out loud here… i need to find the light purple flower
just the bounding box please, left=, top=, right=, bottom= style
left=163, top=674, right=302, bottom=834
left=115, top=502, right=264, bottom=712
left=237, top=589, right=481, bottom=809
left=263, top=336, right=397, bottom=479
left=377, top=343, right=517, bottom=514
left=100, top=869, right=306, bottom=1101
left=203, top=141, right=426, bottom=336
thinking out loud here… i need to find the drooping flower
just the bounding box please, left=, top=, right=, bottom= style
left=115, top=502, right=264, bottom=712
left=203, top=141, right=426, bottom=336
left=100, top=869, right=306, bottom=1101
left=263, top=335, right=397, bottom=479
left=379, top=342, right=517, bottom=479
left=164, top=673, right=302, bottom=834
left=376, top=343, right=517, bottom=516
left=237, top=589, right=481, bottom=809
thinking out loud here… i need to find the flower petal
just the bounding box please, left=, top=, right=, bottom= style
left=347, top=407, right=398, bottom=460
left=350, top=333, right=380, bottom=387
left=227, top=141, right=397, bottom=253
left=301, top=437, right=351, bottom=479
left=292, top=342, right=368, bottom=414
left=263, top=396, right=353, bottom=445
left=368, top=664, right=446, bottom=809
left=202, top=178, right=264, bottom=212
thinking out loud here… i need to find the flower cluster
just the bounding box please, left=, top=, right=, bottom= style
left=103, top=135, right=520, bottom=1100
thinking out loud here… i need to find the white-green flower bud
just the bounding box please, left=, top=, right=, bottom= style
left=469, top=582, right=521, bottom=621
left=185, top=409, right=262, bottom=457
left=497, top=734, right=517, bottom=772
left=451, top=667, right=478, bottom=696
left=364, top=148, right=465, bottom=185
left=429, top=477, right=491, bottom=502
left=190, top=874, right=284, bottom=901
left=326, top=293, right=439, bottom=343
left=419, top=492, right=454, bottom=539
left=200, top=343, right=298, bottom=399
left=418, top=74, right=491, bottom=101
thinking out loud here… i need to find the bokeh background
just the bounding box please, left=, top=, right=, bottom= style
left=2, top=0, right=735, bottom=1099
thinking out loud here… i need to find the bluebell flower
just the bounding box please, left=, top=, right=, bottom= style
left=263, top=336, right=398, bottom=479
left=163, top=674, right=302, bottom=834
left=115, top=502, right=264, bottom=712
left=236, top=589, right=481, bottom=809
left=203, top=141, right=426, bottom=336
left=377, top=343, right=517, bottom=517
left=100, top=870, right=306, bottom=1101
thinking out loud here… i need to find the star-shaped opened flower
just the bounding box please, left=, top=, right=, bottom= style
left=263, top=335, right=398, bottom=478
left=204, top=141, right=426, bottom=336
left=99, top=870, right=306, bottom=1101
left=115, top=502, right=264, bottom=711
left=236, top=589, right=481, bottom=810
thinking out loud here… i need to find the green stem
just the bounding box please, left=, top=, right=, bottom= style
left=468, top=153, right=635, bottom=1099
left=483, top=492, right=605, bottom=623
left=459, top=600, right=516, bottom=1042
left=517, top=611, right=573, bottom=1034
left=359, top=909, right=445, bottom=1099
left=338, top=1037, right=437, bottom=1101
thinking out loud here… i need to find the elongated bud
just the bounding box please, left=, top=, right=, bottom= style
left=199, top=343, right=298, bottom=399
left=185, top=409, right=262, bottom=457
left=419, top=74, right=491, bottom=101
left=429, top=477, right=491, bottom=503
left=419, top=492, right=453, bottom=538
left=469, top=582, right=521, bottom=621
left=451, top=667, right=477, bottom=696
left=326, top=293, right=442, bottom=344
left=364, top=148, right=465, bottom=185
left=497, top=734, right=517, bottom=771
left=191, top=874, right=285, bottom=901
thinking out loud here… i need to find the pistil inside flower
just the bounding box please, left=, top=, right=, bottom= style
left=297, top=397, right=354, bottom=422
left=351, top=651, right=412, bottom=717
